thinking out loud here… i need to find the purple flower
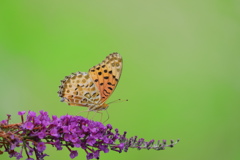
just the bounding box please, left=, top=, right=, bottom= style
left=69, top=125, right=77, bottom=133
left=99, top=144, right=109, bottom=153
left=18, top=111, right=26, bottom=115
left=34, top=117, right=41, bottom=125
left=41, top=120, right=50, bottom=127
left=86, top=136, right=96, bottom=146
left=51, top=115, right=59, bottom=125
left=16, top=153, right=23, bottom=159
left=69, top=134, right=78, bottom=143
left=118, top=143, right=125, bottom=150
left=90, top=127, right=98, bottom=133
left=23, top=122, right=34, bottom=130
left=39, top=110, right=48, bottom=116
left=0, top=110, right=179, bottom=160
left=82, top=125, right=89, bottom=132
left=106, top=124, right=112, bottom=130
left=28, top=111, right=36, bottom=118
left=62, top=126, right=69, bottom=133
left=10, top=143, right=17, bottom=150
left=73, top=140, right=81, bottom=148
left=70, top=150, right=78, bottom=159
left=50, top=128, right=59, bottom=137
left=86, top=153, right=94, bottom=160
left=64, top=133, right=70, bottom=141
left=0, top=119, right=7, bottom=124
left=37, top=142, right=46, bottom=152
left=37, top=130, right=46, bottom=139
left=93, top=150, right=100, bottom=159
left=54, top=140, right=63, bottom=150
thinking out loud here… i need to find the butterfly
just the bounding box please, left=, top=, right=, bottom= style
left=58, top=53, right=123, bottom=112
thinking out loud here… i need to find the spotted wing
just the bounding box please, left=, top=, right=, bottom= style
left=88, top=52, right=122, bottom=104
left=58, top=71, right=101, bottom=107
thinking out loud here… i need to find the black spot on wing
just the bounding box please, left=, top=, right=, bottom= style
left=107, top=82, right=112, bottom=85
left=103, top=89, right=110, bottom=96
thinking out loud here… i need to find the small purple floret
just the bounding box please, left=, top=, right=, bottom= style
left=70, top=150, right=78, bottom=159
left=18, top=111, right=26, bottom=115
left=50, top=128, right=59, bottom=137
left=28, top=111, right=36, bottom=118
left=23, top=122, right=34, bottom=130
left=87, top=153, right=94, bottom=160
left=37, top=142, right=46, bottom=152
left=86, top=136, right=96, bottom=146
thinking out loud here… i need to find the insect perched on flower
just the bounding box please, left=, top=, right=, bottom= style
left=58, top=53, right=123, bottom=112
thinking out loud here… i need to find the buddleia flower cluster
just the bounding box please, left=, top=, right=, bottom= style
left=0, top=111, right=179, bottom=159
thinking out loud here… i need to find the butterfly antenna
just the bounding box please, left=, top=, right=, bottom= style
left=108, top=99, right=128, bottom=104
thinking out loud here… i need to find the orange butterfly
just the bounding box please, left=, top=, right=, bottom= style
left=58, top=53, right=122, bottom=112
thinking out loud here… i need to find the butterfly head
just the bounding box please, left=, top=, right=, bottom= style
left=102, top=103, right=109, bottom=109
left=88, top=103, right=109, bottom=111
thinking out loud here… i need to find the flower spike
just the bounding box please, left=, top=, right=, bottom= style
left=0, top=111, right=179, bottom=160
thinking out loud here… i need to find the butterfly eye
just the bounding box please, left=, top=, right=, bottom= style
left=60, top=97, right=67, bottom=102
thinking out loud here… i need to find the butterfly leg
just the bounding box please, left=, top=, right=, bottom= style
left=90, top=111, right=98, bottom=120
left=99, top=111, right=103, bottom=122
left=86, top=111, right=90, bottom=119
left=98, top=111, right=103, bottom=122
left=94, top=110, right=110, bottom=123
left=76, top=110, right=91, bottom=118
left=89, top=111, right=103, bottom=122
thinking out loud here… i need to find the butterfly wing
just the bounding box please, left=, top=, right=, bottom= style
left=88, top=52, right=123, bottom=104
left=58, top=72, right=101, bottom=107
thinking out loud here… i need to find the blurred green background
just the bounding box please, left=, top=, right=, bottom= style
left=0, top=0, right=240, bottom=160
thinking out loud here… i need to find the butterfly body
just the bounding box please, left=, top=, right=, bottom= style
left=58, top=53, right=122, bottom=112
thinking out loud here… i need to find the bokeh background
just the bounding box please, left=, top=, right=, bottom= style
left=1, top=0, right=240, bottom=160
